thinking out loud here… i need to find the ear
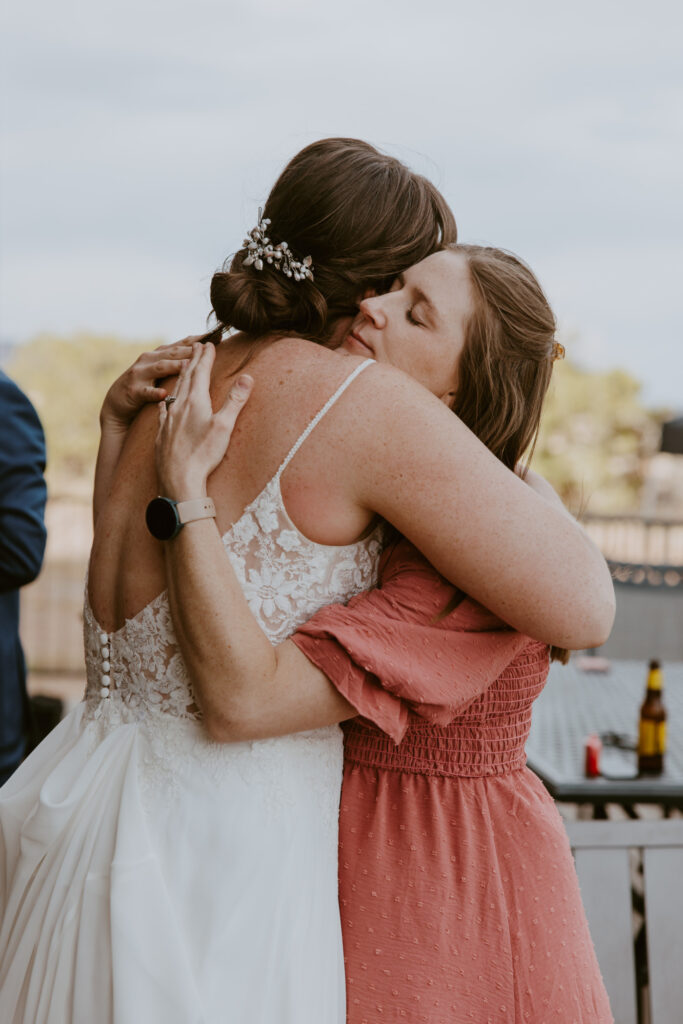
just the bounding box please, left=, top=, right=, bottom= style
left=439, top=389, right=457, bottom=409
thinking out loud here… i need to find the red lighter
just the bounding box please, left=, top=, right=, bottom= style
left=584, top=734, right=602, bottom=777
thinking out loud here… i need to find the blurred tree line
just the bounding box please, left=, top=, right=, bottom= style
left=8, top=331, right=668, bottom=512
left=531, top=357, right=666, bottom=514
left=8, top=332, right=161, bottom=495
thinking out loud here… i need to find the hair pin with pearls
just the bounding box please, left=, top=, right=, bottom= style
left=242, top=208, right=314, bottom=282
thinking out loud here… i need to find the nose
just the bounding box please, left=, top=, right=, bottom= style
left=359, top=293, right=387, bottom=328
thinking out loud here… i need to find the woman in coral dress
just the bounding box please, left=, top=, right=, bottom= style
left=150, top=242, right=613, bottom=1022
left=294, top=536, right=611, bottom=1023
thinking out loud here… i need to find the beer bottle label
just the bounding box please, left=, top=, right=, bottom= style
left=639, top=720, right=667, bottom=756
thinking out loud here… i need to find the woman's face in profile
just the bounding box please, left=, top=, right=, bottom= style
left=340, top=250, right=474, bottom=404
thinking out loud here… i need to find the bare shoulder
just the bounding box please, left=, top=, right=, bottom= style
left=243, top=341, right=455, bottom=458
left=320, top=358, right=474, bottom=466
left=215, top=334, right=356, bottom=378
left=210, top=334, right=466, bottom=505
left=212, top=333, right=426, bottom=404
left=328, top=359, right=518, bottom=543
left=246, top=343, right=464, bottom=464
left=251, top=340, right=446, bottom=424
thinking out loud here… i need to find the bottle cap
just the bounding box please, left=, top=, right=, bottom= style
left=647, top=660, right=663, bottom=690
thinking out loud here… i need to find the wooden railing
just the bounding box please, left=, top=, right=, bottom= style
left=582, top=515, right=683, bottom=572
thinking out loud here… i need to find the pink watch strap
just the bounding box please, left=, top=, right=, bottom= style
left=176, top=497, right=216, bottom=525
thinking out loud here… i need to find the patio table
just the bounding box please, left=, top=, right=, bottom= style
left=527, top=659, right=683, bottom=810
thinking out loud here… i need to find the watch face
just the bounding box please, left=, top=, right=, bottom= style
left=145, top=497, right=180, bottom=540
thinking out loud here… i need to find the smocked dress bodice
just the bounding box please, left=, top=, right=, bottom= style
left=342, top=642, right=548, bottom=777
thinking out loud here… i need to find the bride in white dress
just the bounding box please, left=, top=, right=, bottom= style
left=0, top=139, right=455, bottom=1024
left=0, top=139, right=614, bottom=1024
left=1, top=359, right=380, bottom=1024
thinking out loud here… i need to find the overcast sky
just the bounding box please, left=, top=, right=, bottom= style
left=2, top=0, right=681, bottom=409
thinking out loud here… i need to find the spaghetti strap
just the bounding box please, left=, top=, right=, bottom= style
left=274, top=359, right=374, bottom=482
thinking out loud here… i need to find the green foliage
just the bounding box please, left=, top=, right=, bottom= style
left=531, top=359, right=665, bottom=514
left=8, top=332, right=163, bottom=494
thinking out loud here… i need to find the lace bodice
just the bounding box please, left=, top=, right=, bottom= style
left=83, top=359, right=383, bottom=730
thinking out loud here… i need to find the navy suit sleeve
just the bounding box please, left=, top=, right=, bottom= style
left=0, top=372, right=47, bottom=593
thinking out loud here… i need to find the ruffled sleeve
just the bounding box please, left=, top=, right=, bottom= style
left=291, top=538, right=533, bottom=744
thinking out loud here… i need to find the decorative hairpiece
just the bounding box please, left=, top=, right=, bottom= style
left=242, top=209, right=314, bottom=282
left=552, top=341, right=566, bottom=362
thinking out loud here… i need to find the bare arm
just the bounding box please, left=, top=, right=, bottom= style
left=159, top=346, right=614, bottom=650
left=519, top=465, right=574, bottom=520
left=101, top=337, right=610, bottom=646
left=165, top=518, right=354, bottom=741
left=342, top=365, right=614, bottom=648
left=157, top=345, right=612, bottom=743
left=93, top=341, right=193, bottom=527
left=156, top=343, right=352, bottom=740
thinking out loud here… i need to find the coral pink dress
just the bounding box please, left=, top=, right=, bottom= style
left=293, top=537, right=613, bottom=1024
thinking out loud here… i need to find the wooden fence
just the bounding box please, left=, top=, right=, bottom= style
left=582, top=515, right=683, bottom=569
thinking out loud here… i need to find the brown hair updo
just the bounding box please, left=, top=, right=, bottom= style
left=210, top=138, right=456, bottom=342
left=448, top=244, right=568, bottom=662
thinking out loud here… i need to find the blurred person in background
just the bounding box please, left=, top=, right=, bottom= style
left=0, top=370, right=47, bottom=786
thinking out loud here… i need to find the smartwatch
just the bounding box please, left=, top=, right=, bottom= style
left=145, top=496, right=216, bottom=541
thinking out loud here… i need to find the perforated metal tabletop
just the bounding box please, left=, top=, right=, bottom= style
left=526, top=659, right=683, bottom=807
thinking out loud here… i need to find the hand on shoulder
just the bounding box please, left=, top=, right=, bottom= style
left=100, top=338, right=196, bottom=432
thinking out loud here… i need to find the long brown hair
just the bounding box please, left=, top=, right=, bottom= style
left=449, top=244, right=568, bottom=663
left=209, top=138, right=456, bottom=342
left=451, top=245, right=556, bottom=472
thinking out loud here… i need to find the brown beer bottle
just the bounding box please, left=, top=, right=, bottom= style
left=637, top=659, right=667, bottom=775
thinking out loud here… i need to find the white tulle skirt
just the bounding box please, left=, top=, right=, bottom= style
left=0, top=703, right=345, bottom=1024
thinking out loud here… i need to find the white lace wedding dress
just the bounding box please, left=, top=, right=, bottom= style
left=0, top=360, right=382, bottom=1024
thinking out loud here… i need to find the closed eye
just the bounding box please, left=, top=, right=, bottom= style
left=406, top=307, right=423, bottom=327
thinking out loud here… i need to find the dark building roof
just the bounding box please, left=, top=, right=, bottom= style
left=661, top=417, right=683, bottom=455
